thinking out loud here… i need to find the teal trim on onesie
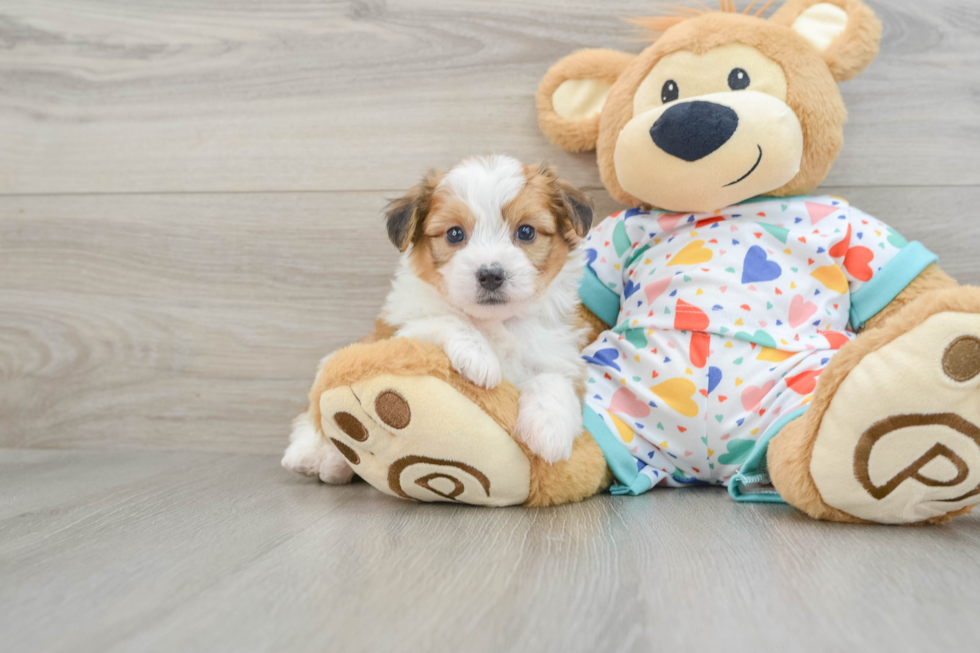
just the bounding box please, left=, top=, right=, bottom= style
left=728, top=405, right=810, bottom=503
left=583, top=406, right=653, bottom=496
left=740, top=194, right=810, bottom=205
left=579, top=267, right=620, bottom=327
left=849, top=241, right=937, bottom=330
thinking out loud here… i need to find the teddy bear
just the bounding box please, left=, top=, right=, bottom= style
left=286, top=0, right=980, bottom=525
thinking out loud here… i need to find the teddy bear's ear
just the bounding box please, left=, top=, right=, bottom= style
left=770, top=0, right=882, bottom=82
left=536, top=49, right=635, bottom=153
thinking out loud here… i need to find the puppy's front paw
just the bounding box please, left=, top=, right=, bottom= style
left=318, top=444, right=356, bottom=484
left=515, top=375, right=583, bottom=463
left=282, top=413, right=354, bottom=484
left=446, top=333, right=502, bottom=389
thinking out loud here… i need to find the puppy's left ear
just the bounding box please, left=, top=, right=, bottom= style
left=770, top=0, right=882, bottom=82
left=384, top=170, right=440, bottom=252
left=560, top=184, right=594, bottom=239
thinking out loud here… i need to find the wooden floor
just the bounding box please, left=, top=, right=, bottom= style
left=2, top=1, right=979, bottom=651
left=3, top=449, right=980, bottom=653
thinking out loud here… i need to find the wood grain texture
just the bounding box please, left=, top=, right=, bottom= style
left=3, top=187, right=980, bottom=452
left=0, top=191, right=398, bottom=451
left=0, top=449, right=977, bottom=653
left=1, top=0, right=978, bottom=194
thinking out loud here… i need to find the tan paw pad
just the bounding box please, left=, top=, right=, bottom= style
left=318, top=375, right=531, bottom=506
left=811, top=312, right=980, bottom=523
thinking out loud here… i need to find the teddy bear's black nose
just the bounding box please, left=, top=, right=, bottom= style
left=649, top=101, right=739, bottom=162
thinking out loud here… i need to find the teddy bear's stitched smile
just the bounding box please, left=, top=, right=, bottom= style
left=724, top=144, right=764, bottom=187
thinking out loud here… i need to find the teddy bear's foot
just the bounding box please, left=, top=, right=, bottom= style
left=771, top=288, right=980, bottom=524
left=306, top=338, right=613, bottom=507
left=319, top=373, right=533, bottom=506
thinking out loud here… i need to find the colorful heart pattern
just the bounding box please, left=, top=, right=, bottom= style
left=741, top=245, right=782, bottom=284
left=580, top=196, right=910, bottom=490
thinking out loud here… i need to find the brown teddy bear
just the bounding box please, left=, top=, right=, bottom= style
left=285, top=0, right=980, bottom=525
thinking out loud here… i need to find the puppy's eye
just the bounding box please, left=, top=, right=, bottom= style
left=728, top=68, right=750, bottom=91
left=516, top=225, right=536, bottom=242
left=661, top=80, right=679, bottom=104
left=446, top=226, right=465, bottom=244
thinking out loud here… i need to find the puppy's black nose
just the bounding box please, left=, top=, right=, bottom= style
left=477, top=266, right=505, bottom=291
left=650, top=101, right=738, bottom=162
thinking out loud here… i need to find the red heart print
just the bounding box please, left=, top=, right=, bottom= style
left=844, top=246, right=874, bottom=282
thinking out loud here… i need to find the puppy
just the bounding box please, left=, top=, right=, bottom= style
left=283, top=155, right=593, bottom=483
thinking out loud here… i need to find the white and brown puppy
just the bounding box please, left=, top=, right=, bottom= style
left=283, top=155, right=593, bottom=482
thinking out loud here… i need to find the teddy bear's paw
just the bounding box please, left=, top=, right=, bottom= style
left=318, top=374, right=531, bottom=506
left=281, top=413, right=355, bottom=484
left=514, top=374, right=582, bottom=463
left=445, top=332, right=503, bottom=389
left=811, top=311, right=980, bottom=524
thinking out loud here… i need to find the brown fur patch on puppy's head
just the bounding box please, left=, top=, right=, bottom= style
left=408, top=190, right=473, bottom=293
left=502, top=163, right=593, bottom=293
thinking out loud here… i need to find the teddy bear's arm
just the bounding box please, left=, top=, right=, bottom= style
left=862, top=264, right=958, bottom=331
left=839, top=206, right=946, bottom=332
left=578, top=211, right=642, bottom=333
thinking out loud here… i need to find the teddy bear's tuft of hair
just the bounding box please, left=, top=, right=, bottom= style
left=627, top=0, right=777, bottom=36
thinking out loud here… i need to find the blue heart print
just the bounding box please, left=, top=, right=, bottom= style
left=585, top=248, right=598, bottom=266
left=707, top=367, right=722, bottom=394
left=624, top=279, right=641, bottom=299
left=582, top=348, right=621, bottom=371
left=741, top=245, right=782, bottom=284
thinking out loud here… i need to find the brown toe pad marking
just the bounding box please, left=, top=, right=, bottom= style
left=388, top=456, right=491, bottom=499
left=415, top=473, right=464, bottom=500
left=334, top=412, right=368, bottom=441
left=330, top=438, right=360, bottom=465
left=854, top=413, right=980, bottom=501
left=374, top=390, right=411, bottom=429
left=943, top=336, right=980, bottom=382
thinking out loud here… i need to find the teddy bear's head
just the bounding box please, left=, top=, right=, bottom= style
left=537, top=0, right=881, bottom=213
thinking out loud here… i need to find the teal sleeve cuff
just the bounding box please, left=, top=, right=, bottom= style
left=728, top=405, right=809, bottom=504
left=579, top=267, right=621, bottom=327
left=849, top=241, right=937, bottom=331
left=583, top=406, right=652, bottom=496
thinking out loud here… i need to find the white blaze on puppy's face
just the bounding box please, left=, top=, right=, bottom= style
left=405, top=155, right=591, bottom=321
left=437, top=156, right=530, bottom=319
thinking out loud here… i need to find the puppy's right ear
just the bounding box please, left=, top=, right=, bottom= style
left=536, top=49, right=635, bottom=153
left=385, top=171, right=440, bottom=252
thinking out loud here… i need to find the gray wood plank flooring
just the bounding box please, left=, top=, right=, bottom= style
left=2, top=449, right=979, bottom=653
left=2, top=0, right=979, bottom=650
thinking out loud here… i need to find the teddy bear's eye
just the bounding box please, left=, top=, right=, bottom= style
left=728, top=68, right=750, bottom=91
left=661, top=80, right=679, bottom=104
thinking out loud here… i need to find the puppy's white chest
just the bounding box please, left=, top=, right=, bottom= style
left=479, top=322, right=527, bottom=382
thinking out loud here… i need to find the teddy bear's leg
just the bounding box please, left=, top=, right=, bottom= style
left=768, top=287, right=980, bottom=524
left=309, top=338, right=612, bottom=507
